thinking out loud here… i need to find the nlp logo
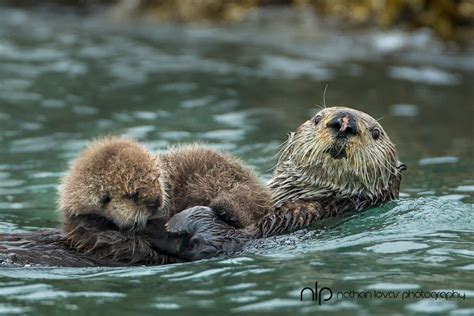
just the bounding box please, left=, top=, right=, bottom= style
left=300, top=281, right=333, bottom=305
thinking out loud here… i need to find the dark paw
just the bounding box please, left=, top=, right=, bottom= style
left=147, top=206, right=250, bottom=261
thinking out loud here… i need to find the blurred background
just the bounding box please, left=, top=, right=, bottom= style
left=0, top=1, right=473, bottom=316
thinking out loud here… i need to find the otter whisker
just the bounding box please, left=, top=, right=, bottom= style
left=322, top=84, right=329, bottom=108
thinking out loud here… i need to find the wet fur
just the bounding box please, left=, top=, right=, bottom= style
left=0, top=230, right=125, bottom=267
left=270, top=106, right=404, bottom=210
left=263, top=106, right=404, bottom=227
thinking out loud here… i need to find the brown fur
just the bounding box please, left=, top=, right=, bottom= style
left=58, top=138, right=272, bottom=265
left=161, top=145, right=273, bottom=228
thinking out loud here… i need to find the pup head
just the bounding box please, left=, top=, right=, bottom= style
left=59, top=137, right=166, bottom=230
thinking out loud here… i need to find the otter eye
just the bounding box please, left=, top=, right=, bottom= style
left=371, top=127, right=381, bottom=140
left=100, top=194, right=111, bottom=206
left=312, top=115, right=322, bottom=125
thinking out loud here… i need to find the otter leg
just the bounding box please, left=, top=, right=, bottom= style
left=146, top=207, right=252, bottom=261
left=251, top=201, right=322, bottom=238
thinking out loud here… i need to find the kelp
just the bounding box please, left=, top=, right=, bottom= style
left=133, top=0, right=258, bottom=23
left=3, top=0, right=473, bottom=40
left=300, top=0, right=474, bottom=39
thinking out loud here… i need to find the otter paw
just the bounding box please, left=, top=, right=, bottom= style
left=165, top=206, right=215, bottom=235
left=148, top=206, right=249, bottom=261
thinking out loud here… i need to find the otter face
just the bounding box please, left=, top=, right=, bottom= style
left=281, top=106, right=405, bottom=196
left=59, top=137, right=167, bottom=231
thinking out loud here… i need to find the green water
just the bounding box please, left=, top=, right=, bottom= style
left=0, top=7, right=473, bottom=315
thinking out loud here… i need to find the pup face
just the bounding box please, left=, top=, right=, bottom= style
left=281, top=106, right=405, bottom=195
left=59, top=137, right=166, bottom=230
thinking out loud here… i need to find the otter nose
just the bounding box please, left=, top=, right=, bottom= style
left=326, top=112, right=358, bottom=137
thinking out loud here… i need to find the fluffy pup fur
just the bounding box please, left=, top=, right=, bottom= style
left=59, top=137, right=273, bottom=264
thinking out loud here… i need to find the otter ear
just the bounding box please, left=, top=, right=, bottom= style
left=397, top=161, right=407, bottom=172
left=287, top=132, right=295, bottom=142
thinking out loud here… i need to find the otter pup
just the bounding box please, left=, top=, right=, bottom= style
left=159, top=144, right=273, bottom=228
left=59, top=137, right=173, bottom=264
left=59, top=137, right=273, bottom=265
left=149, top=106, right=406, bottom=260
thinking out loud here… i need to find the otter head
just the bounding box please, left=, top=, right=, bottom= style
left=278, top=106, right=406, bottom=200
left=59, top=137, right=167, bottom=231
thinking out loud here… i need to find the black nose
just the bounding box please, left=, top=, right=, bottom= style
left=326, top=111, right=358, bottom=137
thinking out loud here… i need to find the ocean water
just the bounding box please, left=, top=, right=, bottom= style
left=0, top=7, right=473, bottom=315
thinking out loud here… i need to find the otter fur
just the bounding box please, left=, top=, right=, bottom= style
left=149, top=106, right=406, bottom=260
